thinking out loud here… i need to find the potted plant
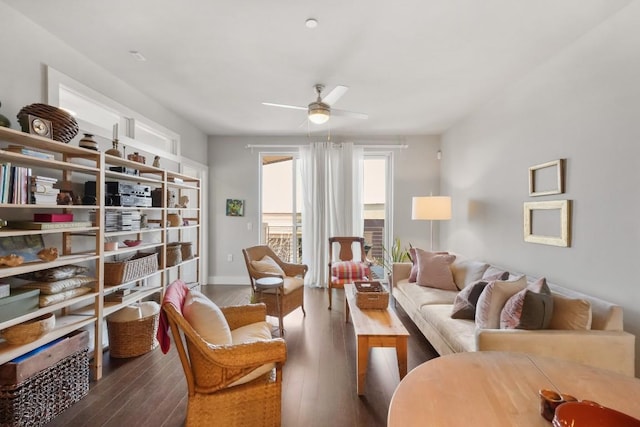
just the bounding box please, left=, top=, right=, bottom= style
left=379, top=238, right=410, bottom=284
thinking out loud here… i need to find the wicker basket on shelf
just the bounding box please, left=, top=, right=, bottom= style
left=1, top=313, right=55, bottom=345
left=17, top=103, right=79, bottom=144
left=107, top=302, right=160, bottom=358
left=166, top=243, right=182, bottom=267
left=104, top=252, right=158, bottom=286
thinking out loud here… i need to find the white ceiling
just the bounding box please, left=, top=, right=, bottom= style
left=3, top=0, right=631, bottom=136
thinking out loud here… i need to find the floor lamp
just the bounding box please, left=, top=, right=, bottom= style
left=412, top=196, right=452, bottom=251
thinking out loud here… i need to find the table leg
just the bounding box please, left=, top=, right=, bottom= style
left=357, top=336, right=369, bottom=395
left=345, top=293, right=350, bottom=323
left=396, top=336, right=408, bottom=379
left=277, top=286, right=284, bottom=336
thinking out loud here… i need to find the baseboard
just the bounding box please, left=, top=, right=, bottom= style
left=208, top=276, right=249, bottom=285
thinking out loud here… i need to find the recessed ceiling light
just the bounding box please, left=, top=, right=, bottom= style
left=129, top=50, right=147, bottom=62
left=305, top=18, right=318, bottom=29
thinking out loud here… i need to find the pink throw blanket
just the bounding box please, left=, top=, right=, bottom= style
left=157, top=279, right=189, bottom=353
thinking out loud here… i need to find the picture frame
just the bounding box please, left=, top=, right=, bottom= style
left=523, top=200, right=571, bottom=247
left=226, top=199, right=244, bottom=217
left=0, top=234, right=45, bottom=262
left=528, top=159, right=565, bottom=197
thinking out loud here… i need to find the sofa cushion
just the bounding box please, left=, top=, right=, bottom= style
left=183, top=290, right=232, bottom=345
left=251, top=255, right=285, bottom=276
left=482, top=266, right=510, bottom=280
left=451, top=259, right=489, bottom=290
left=500, top=277, right=554, bottom=329
left=396, top=280, right=458, bottom=307
left=450, top=271, right=510, bottom=320
left=415, top=249, right=457, bottom=290
left=476, top=276, right=527, bottom=329
left=549, top=294, right=592, bottom=330
left=421, top=304, right=477, bottom=353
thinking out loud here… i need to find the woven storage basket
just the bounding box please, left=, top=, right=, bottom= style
left=107, top=302, right=160, bottom=358
left=180, top=241, right=194, bottom=260
left=166, top=243, right=182, bottom=266
left=17, top=103, right=79, bottom=144
left=104, top=252, right=158, bottom=286
left=354, top=281, right=389, bottom=309
left=1, top=313, right=55, bottom=345
left=0, top=348, right=89, bottom=427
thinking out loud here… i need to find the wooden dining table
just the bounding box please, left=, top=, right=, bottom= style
left=387, top=351, right=640, bottom=426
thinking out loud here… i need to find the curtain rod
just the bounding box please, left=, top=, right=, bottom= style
left=245, top=144, right=408, bottom=149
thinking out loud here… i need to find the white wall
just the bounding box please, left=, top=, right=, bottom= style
left=0, top=3, right=207, bottom=162
left=208, top=135, right=440, bottom=284
left=441, top=2, right=640, bottom=374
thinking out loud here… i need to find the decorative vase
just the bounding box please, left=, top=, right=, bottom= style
left=79, top=133, right=98, bottom=151
left=127, top=152, right=146, bottom=164
left=105, top=140, right=122, bottom=157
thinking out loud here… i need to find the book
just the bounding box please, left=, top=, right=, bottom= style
left=33, top=213, right=74, bottom=222
left=7, top=221, right=92, bottom=230
left=31, top=175, right=57, bottom=183
left=4, top=146, right=55, bottom=160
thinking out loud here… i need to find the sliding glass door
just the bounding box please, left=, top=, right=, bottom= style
left=363, top=153, right=392, bottom=280
left=260, top=154, right=302, bottom=263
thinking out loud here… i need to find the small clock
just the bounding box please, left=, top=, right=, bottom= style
left=24, top=114, right=53, bottom=138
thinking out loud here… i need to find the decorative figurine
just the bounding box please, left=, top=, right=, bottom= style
left=153, top=155, right=160, bottom=168
left=37, top=247, right=59, bottom=262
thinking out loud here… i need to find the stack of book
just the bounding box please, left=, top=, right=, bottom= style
left=0, top=164, right=32, bottom=204
left=31, top=176, right=59, bottom=205
left=4, top=145, right=54, bottom=160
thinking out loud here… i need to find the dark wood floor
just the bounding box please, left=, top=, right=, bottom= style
left=46, top=286, right=438, bottom=427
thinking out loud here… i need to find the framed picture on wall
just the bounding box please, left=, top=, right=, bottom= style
left=226, top=199, right=244, bottom=217
left=528, top=159, right=565, bottom=197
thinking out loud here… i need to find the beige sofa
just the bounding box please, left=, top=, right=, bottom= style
left=392, top=259, right=636, bottom=376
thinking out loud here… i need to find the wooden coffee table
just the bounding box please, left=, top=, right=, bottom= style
left=344, top=283, right=410, bottom=395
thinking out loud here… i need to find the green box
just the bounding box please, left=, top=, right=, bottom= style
left=0, top=288, right=40, bottom=323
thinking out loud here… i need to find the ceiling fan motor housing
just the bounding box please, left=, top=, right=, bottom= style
left=308, top=101, right=330, bottom=123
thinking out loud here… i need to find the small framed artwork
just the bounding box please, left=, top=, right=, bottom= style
left=529, top=159, right=565, bottom=197
left=226, top=199, right=244, bottom=217
left=523, top=200, right=571, bottom=247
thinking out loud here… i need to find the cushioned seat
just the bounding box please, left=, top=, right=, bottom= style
left=158, top=280, right=286, bottom=426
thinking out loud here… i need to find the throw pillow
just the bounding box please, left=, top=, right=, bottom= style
left=450, top=259, right=490, bottom=290
left=408, top=247, right=418, bottom=282
left=16, top=265, right=90, bottom=282
left=39, top=286, right=92, bottom=307
left=20, top=275, right=96, bottom=295
left=182, top=290, right=232, bottom=345
left=475, top=276, right=527, bottom=329
left=548, top=295, right=592, bottom=330
left=415, top=249, right=457, bottom=290
left=331, top=261, right=369, bottom=280
left=450, top=271, right=510, bottom=319
left=500, top=277, right=554, bottom=329
left=251, top=256, right=285, bottom=276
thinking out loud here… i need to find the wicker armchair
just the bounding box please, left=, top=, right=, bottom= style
left=242, top=245, right=307, bottom=333
left=161, top=282, right=287, bottom=427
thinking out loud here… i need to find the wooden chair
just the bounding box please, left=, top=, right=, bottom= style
left=242, top=245, right=307, bottom=334
left=328, top=236, right=371, bottom=309
left=161, top=281, right=287, bottom=427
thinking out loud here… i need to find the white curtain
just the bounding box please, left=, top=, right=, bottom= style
left=300, top=142, right=365, bottom=287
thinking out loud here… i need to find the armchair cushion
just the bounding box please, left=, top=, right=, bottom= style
left=251, top=255, right=285, bottom=276
left=183, top=290, right=232, bottom=345
left=228, top=320, right=276, bottom=387
left=260, top=276, right=304, bottom=295
left=331, top=261, right=369, bottom=280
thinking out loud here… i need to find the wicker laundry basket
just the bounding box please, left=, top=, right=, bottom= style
left=107, top=302, right=160, bottom=358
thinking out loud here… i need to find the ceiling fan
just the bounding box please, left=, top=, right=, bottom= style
left=262, top=84, right=368, bottom=124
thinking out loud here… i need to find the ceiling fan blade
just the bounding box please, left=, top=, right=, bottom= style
left=321, top=85, right=348, bottom=106
left=332, top=108, right=368, bottom=120
left=262, top=102, right=307, bottom=111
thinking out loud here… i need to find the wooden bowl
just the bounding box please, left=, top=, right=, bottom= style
left=1, top=313, right=55, bottom=345
left=123, top=240, right=142, bottom=247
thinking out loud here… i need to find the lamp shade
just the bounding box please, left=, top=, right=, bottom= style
left=412, top=196, right=451, bottom=220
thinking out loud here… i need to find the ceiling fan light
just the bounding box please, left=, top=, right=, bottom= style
left=308, top=102, right=330, bottom=124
